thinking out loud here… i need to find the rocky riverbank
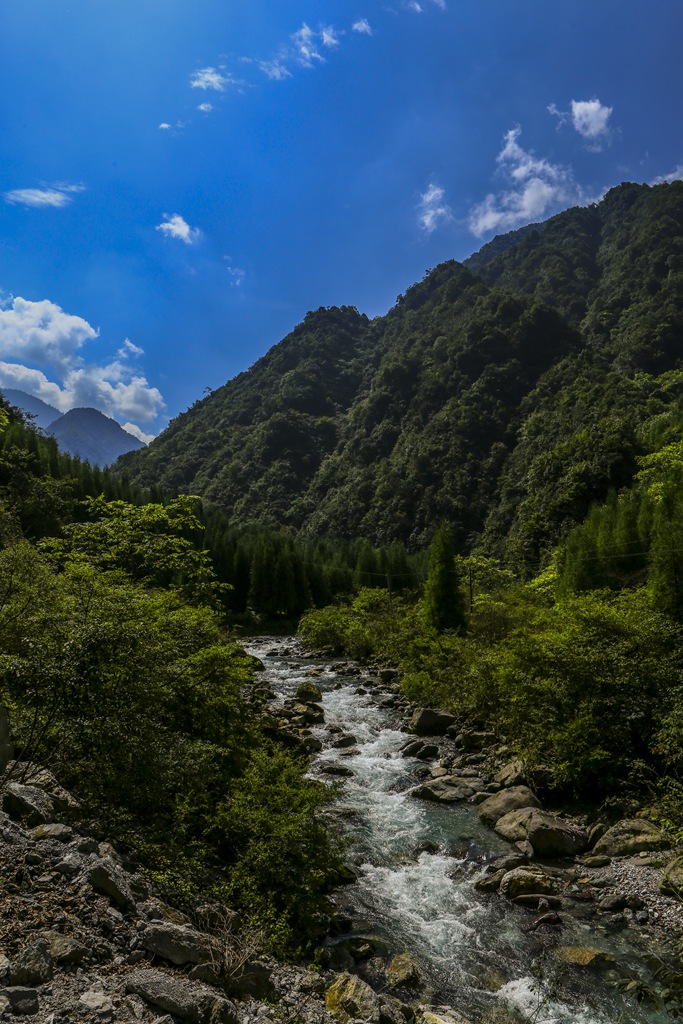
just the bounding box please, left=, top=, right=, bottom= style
left=0, top=638, right=680, bottom=1024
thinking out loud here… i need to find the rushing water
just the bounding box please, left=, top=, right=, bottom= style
left=248, top=638, right=672, bottom=1024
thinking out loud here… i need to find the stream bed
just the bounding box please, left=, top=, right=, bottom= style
left=247, top=637, right=674, bottom=1024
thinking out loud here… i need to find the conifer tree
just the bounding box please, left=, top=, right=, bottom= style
left=423, top=523, right=466, bottom=632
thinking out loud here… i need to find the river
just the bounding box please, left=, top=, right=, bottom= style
left=247, top=637, right=673, bottom=1024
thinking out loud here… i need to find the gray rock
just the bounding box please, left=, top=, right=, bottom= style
left=660, top=854, right=683, bottom=899
left=126, top=968, right=238, bottom=1024
left=593, top=819, right=671, bottom=857
left=493, top=760, right=526, bottom=788
left=0, top=987, right=40, bottom=1015
left=5, top=763, right=80, bottom=817
left=9, top=939, right=53, bottom=986
left=2, top=783, right=55, bottom=826
left=411, top=778, right=475, bottom=803
left=478, top=786, right=540, bottom=828
left=31, top=823, right=73, bottom=842
left=409, top=709, right=457, bottom=737
left=79, top=988, right=114, bottom=1018
left=43, top=932, right=89, bottom=965
left=141, top=922, right=214, bottom=965
left=474, top=869, right=506, bottom=893
left=499, top=867, right=556, bottom=901
left=494, top=807, right=588, bottom=858
left=88, top=858, right=136, bottom=912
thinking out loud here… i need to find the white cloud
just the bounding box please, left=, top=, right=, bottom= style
left=190, top=66, right=241, bottom=91
left=0, top=297, right=164, bottom=426
left=159, top=122, right=173, bottom=130
left=651, top=164, right=683, bottom=184
left=4, top=184, right=84, bottom=208
left=321, top=26, right=341, bottom=47
left=0, top=296, right=97, bottom=375
left=259, top=60, right=292, bottom=81
left=549, top=97, right=613, bottom=150
left=292, top=23, right=325, bottom=67
left=224, top=258, right=246, bottom=286
left=156, top=213, right=201, bottom=245
left=571, top=98, right=613, bottom=142
left=352, top=18, right=372, bottom=34
left=468, top=127, right=580, bottom=237
left=197, top=102, right=213, bottom=112
left=418, top=183, right=453, bottom=233
left=122, top=422, right=155, bottom=444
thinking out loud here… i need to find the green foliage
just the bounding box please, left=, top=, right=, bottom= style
left=423, top=523, right=466, bottom=632
left=120, top=182, right=683, bottom=570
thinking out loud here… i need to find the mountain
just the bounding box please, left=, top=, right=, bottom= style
left=0, top=388, right=61, bottom=430
left=47, top=408, right=145, bottom=467
left=118, top=181, right=683, bottom=569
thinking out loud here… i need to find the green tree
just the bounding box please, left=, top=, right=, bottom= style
left=423, top=523, right=467, bottom=632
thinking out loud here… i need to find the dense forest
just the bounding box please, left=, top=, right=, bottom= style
left=3, top=181, right=683, bottom=988
left=119, top=181, right=683, bottom=572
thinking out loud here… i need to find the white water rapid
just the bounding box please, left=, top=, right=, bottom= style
left=248, top=638, right=672, bottom=1024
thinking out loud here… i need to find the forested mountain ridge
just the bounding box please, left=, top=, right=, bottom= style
left=119, top=181, right=683, bottom=568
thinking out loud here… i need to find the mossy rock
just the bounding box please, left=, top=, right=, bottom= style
left=554, top=946, right=615, bottom=968
left=297, top=681, right=323, bottom=702
left=386, top=953, right=423, bottom=989
left=326, top=972, right=380, bottom=1022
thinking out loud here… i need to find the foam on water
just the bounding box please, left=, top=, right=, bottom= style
left=248, top=639, right=669, bottom=1023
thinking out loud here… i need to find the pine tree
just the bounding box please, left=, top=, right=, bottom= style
left=423, top=523, right=466, bottom=632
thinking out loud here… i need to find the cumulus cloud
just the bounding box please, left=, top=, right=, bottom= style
left=468, top=127, right=580, bottom=237
left=0, top=296, right=164, bottom=427
left=418, top=183, right=453, bottom=233
left=156, top=213, right=200, bottom=245
left=4, top=183, right=85, bottom=208
left=197, top=102, right=213, bottom=112
left=122, top=422, right=155, bottom=444
left=549, top=97, right=613, bottom=150
left=352, top=18, right=372, bottom=34
left=190, top=67, right=241, bottom=91
left=571, top=98, right=613, bottom=142
left=651, top=164, right=683, bottom=184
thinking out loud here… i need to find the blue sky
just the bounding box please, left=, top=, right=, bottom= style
left=0, top=0, right=681, bottom=441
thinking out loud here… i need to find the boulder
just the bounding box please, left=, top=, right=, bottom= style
left=43, top=932, right=88, bottom=965
left=592, top=819, right=671, bottom=857
left=419, top=1009, right=472, bottom=1024
left=411, top=779, right=475, bottom=803
left=386, top=953, right=423, bottom=989
left=478, top=786, right=540, bottom=828
left=221, top=959, right=275, bottom=1001
left=6, top=762, right=80, bottom=817
left=325, top=972, right=381, bottom=1022
left=660, top=854, right=683, bottom=898
left=493, top=760, right=526, bottom=788
left=2, top=783, right=55, bottom=826
left=9, top=940, right=53, bottom=986
left=31, top=823, right=73, bottom=842
left=474, top=869, right=506, bottom=893
left=141, top=923, right=214, bottom=965
left=0, top=987, right=40, bottom=1015
left=460, top=731, right=496, bottom=752
left=296, top=681, right=322, bottom=702
left=553, top=946, right=615, bottom=968
left=87, top=858, right=136, bottom=912
left=126, top=969, right=238, bottom=1024
left=409, top=709, right=457, bottom=736
left=494, top=807, right=588, bottom=858
left=498, top=867, right=556, bottom=901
